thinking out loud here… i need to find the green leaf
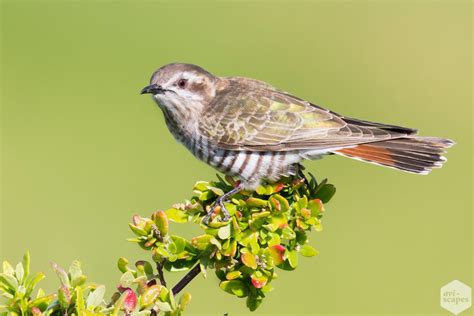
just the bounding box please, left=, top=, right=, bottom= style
left=0, top=273, right=18, bottom=292
left=255, top=185, right=267, bottom=195
left=209, top=186, right=224, bottom=196
left=316, top=184, right=336, bottom=203
left=221, top=239, right=237, bottom=257
left=225, top=270, right=242, bottom=280
left=287, top=250, right=298, bottom=268
left=76, top=287, right=86, bottom=313
left=241, top=252, right=258, bottom=270
left=220, top=280, right=248, bottom=298
left=249, top=211, right=271, bottom=231
left=15, top=263, right=24, bottom=284
left=155, top=246, right=171, bottom=259
left=35, top=288, right=45, bottom=299
left=155, top=301, right=172, bottom=312
left=223, top=202, right=237, bottom=216
left=267, top=233, right=281, bottom=247
left=86, top=285, right=105, bottom=310
left=295, top=230, right=308, bottom=245
left=193, top=181, right=210, bottom=191
left=22, top=252, right=30, bottom=280
left=168, top=242, right=178, bottom=254
left=164, top=259, right=197, bottom=272
left=191, top=234, right=213, bottom=250
left=246, top=294, right=263, bottom=311
left=2, top=261, right=14, bottom=276
left=246, top=197, right=268, bottom=208
left=307, top=198, right=324, bottom=216
left=300, top=245, right=319, bottom=257
left=165, top=208, right=188, bottom=223
left=139, top=285, right=162, bottom=309
left=313, top=178, right=327, bottom=193
left=240, top=232, right=260, bottom=254
left=117, top=257, right=130, bottom=273
left=264, top=185, right=274, bottom=195
left=308, top=172, right=318, bottom=188
left=215, top=173, right=227, bottom=185
left=297, top=195, right=308, bottom=209
left=68, top=260, right=84, bottom=287
left=281, top=226, right=296, bottom=240
left=129, top=224, right=148, bottom=237
left=261, top=284, right=274, bottom=293
left=209, top=237, right=222, bottom=250
left=206, top=220, right=230, bottom=228
left=179, top=292, right=192, bottom=311
left=171, top=236, right=187, bottom=254
left=24, top=272, right=45, bottom=297
left=28, top=293, right=55, bottom=310
left=166, top=285, right=177, bottom=309
left=119, top=271, right=135, bottom=288
left=199, top=190, right=214, bottom=201
left=269, top=194, right=290, bottom=212
left=217, top=224, right=231, bottom=240
left=269, top=213, right=288, bottom=229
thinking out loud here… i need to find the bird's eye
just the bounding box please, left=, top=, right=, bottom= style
left=177, top=79, right=187, bottom=89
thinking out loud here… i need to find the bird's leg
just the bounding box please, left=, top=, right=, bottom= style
left=202, top=182, right=244, bottom=224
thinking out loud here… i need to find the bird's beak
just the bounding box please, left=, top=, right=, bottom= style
left=140, top=84, right=165, bottom=95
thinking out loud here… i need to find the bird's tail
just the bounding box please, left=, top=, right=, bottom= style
left=332, top=137, right=455, bottom=174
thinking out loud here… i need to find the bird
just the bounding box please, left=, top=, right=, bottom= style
left=141, top=63, right=454, bottom=223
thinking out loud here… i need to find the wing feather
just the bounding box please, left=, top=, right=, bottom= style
left=199, top=78, right=416, bottom=151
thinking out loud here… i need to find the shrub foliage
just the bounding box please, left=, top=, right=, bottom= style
left=0, top=173, right=335, bottom=315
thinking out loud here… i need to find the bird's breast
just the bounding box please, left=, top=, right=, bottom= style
left=183, top=135, right=303, bottom=188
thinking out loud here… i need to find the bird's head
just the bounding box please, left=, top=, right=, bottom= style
left=141, top=63, right=219, bottom=120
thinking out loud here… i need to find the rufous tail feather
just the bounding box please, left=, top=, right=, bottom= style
left=333, top=137, right=454, bottom=174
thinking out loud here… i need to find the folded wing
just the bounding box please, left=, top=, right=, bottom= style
left=199, top=78, right=416, bottom=151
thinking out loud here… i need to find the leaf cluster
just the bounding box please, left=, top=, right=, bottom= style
left=0, top=172, right=335, bottom=314
left=128, top=173, right=335, bottom=311
left=0, top=253, right=189, bottom=316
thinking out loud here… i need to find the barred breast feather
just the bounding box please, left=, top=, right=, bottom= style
left=186, top=134, right=304, bottom=189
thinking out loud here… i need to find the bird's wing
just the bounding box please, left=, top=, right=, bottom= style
left=199, top=78, right=416, bottom=151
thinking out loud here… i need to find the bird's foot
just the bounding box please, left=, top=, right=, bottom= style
left=202, top=182, right=243, bottom=225
left=202, top=197, right=230, bottom=225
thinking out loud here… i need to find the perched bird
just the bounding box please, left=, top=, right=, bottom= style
left=141, top=63, right=454, bottom=223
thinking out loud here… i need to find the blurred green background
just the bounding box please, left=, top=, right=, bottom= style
left=1, top=1, right=472, bottom=315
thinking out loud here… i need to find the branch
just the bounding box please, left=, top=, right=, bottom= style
left=156, top=261, right=167, bottom=287
left=172, top=263, right=201, bottom=295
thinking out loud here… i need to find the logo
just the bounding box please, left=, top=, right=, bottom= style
left=440, top=280, right=471, bottom=315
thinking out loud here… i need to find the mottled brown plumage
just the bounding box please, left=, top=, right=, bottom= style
left=141, top=63, right=454, bottom=222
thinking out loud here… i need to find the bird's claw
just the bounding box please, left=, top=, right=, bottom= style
left=202, top=199, right=231, bottom=225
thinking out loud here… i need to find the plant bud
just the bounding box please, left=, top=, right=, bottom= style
left=122, top=289, right=137, bottom=313
left=152, top=210, right=169, bottom=236
left=117, top=257, right=129, bottom=273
